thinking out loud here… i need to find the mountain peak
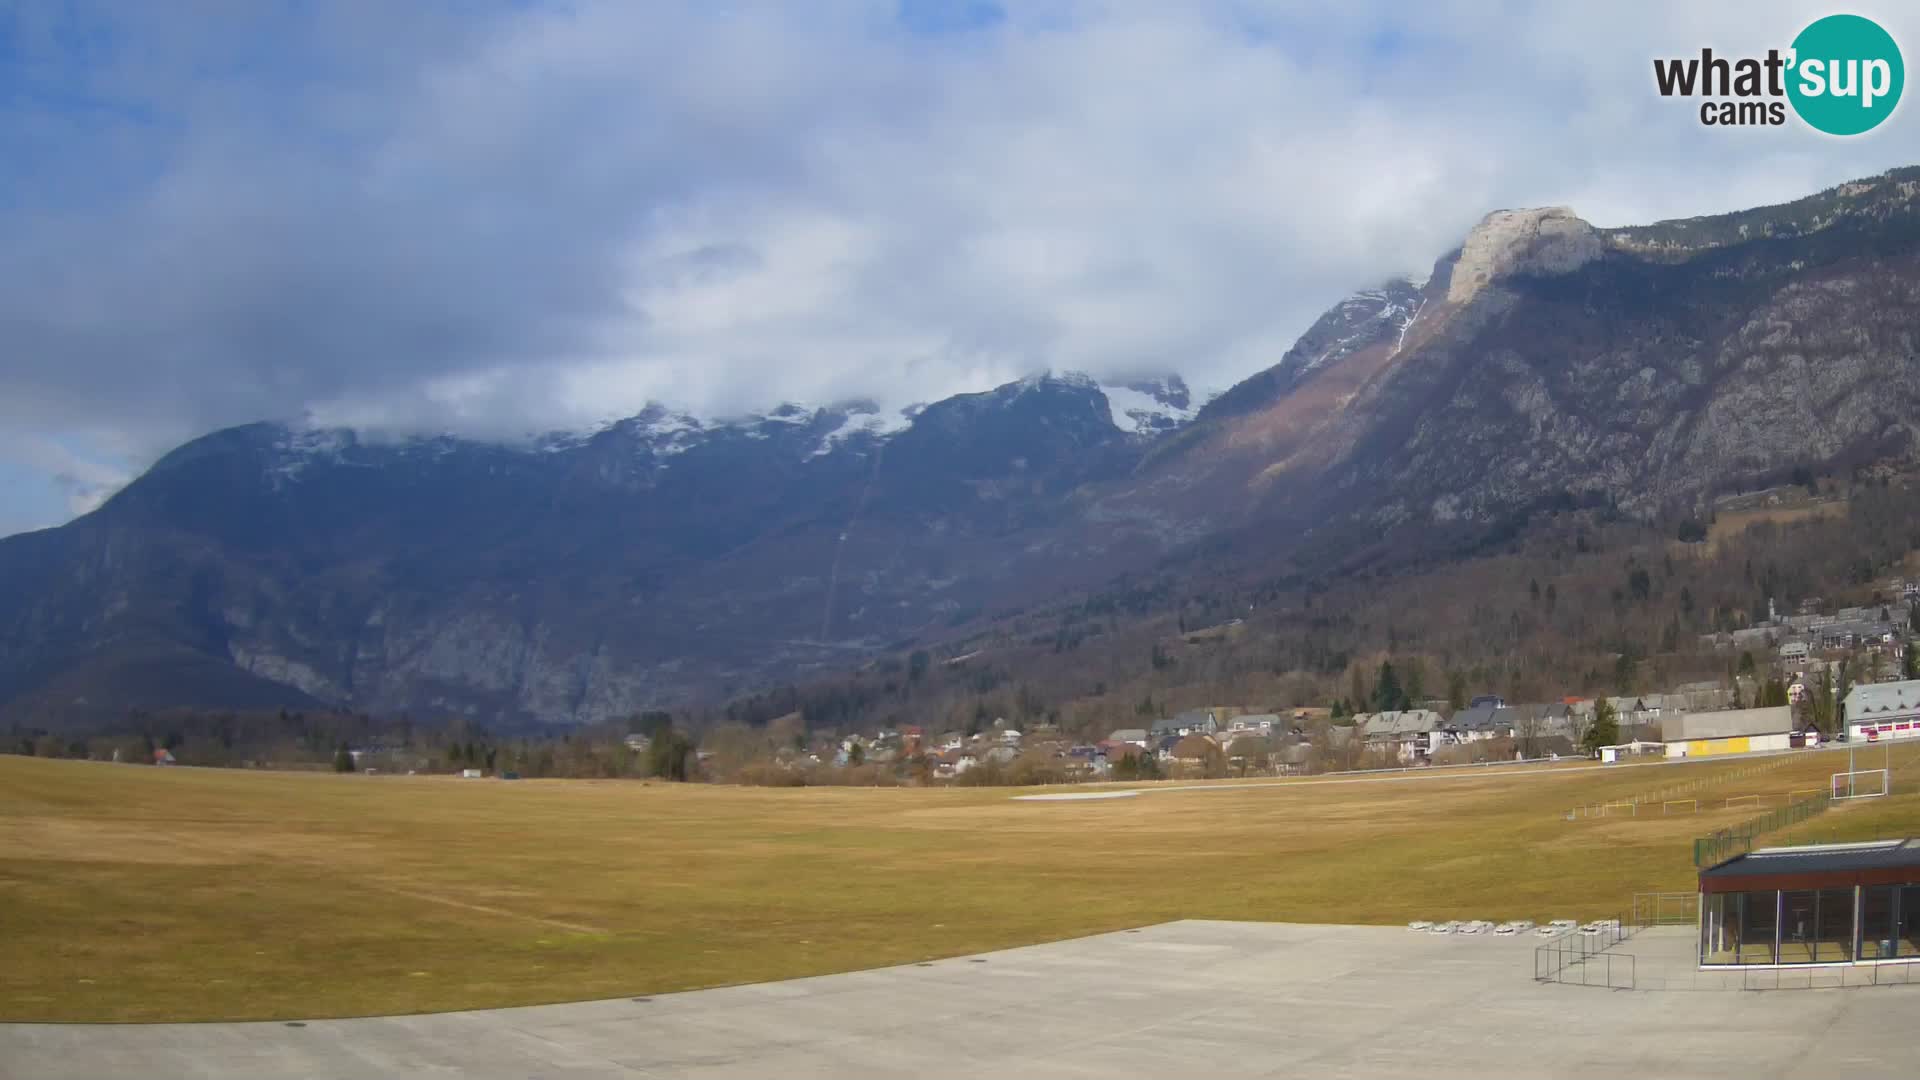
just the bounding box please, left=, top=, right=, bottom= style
left=1197, top=278, right=1424, bottom=425
left=1447, top=206, right=1600, bottom=304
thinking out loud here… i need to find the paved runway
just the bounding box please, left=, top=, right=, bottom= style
left=4, top=920, right=1917, bottom=1078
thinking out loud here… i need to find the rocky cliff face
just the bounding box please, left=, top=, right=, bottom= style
left=0, top=374, right=1183, bottom=728
left=9, top=169, right=1920, bottom=728
left=1198, top=278, right=1423, bottom=424
left=1303, top=170, right=1920, bottom=525
left=1445, top=206, right=1602, bottom=304
left=1145, top=168, right=1920, bottom=537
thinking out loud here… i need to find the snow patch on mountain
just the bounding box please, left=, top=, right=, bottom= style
left=266, top=367, right=1205, bottom=488
left=267, top=426, right=355, bottom=484
left=809, top=404, right=915, bottom=458
left=1274, top=278, right=1425, bottom=388
left=1100, top=376, right=1200, bottom=435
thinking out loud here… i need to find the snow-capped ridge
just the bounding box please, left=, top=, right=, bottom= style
left=265, top=367, right=1211, bottom=487
left=1097, top=374, right=1202, bottom=435
left=808, top=401, right=915, bottom=458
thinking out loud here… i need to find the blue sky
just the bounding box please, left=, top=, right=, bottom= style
left=5, top=1, right=1920, bottom=537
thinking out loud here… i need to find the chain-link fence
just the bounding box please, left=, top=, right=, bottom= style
left=1691, top=793, right=1832, bottom=867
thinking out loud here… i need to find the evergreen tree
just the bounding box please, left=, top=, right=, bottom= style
left=648, top=725, right=695, bottom=781
left=1582, top=698, right=1619, bottom=757
left=332, top=744, right=355, bottom=773
left=1905, top=639, right=1919, bottom=681
left=1403, top=659, right=1426, bottom=706
left=1758, top=679, right=1789, bottom=708
left=1371, top=661, right=1407, bottom=713
left=1809, top=672, right=1837, bottom=735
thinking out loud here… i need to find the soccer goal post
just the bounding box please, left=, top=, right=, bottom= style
left=1725, top=794, right=1760, bottom=810
left=1663, top=799, right=1697, bottom=814
left=1831, top=770, right=1891, bottom=800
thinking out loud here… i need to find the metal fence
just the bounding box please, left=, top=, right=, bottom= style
left=1737, top=962, right=1920, bottom=990
left=1533, top=916, right=1635, bottom=986
left=1564, top=755, right=1796, bottom=822
left=1626, top=952, right=1920, bottom=991
left=1633, top=892, right=1698, bottom=928
left=1691, top=792, right=1832, bottom=867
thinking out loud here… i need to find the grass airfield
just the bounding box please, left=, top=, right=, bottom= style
left=2, top=746, right=1915, bottom=1021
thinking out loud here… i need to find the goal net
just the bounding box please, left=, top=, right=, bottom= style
left=1831, top=769, right=1891, bottom=800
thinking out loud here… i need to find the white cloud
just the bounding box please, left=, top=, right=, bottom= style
left=0, top=435, right=133, bottom=521
left=4, top=0, right=1920, bottom=530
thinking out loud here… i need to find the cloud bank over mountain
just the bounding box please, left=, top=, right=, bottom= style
left=4, top=0, right=1919, bottom=533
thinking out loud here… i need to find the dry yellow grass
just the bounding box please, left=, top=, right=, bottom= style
left=1706, top=499, right=1847, bottom=547
left=1, top=747, right=1915, bottom=1022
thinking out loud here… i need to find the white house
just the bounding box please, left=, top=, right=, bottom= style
left=1843, top=679, right=1920, bottom=742
left=1225, top=713, right=1281, bottom=737
left=1355, top=709, right=1443, bottom=763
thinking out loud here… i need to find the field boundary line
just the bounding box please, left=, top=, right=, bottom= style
left=1077, top=746, right=1873, bottom=800
left=372, top=885, right=608, bottom=935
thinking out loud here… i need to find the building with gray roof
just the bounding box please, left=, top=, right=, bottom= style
left=1843, top=678, right=1920, bottom=743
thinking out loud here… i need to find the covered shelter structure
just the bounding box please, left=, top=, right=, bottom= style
left=1698, top=840, right=1920, bottom=967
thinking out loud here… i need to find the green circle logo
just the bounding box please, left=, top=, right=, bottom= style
left=1788, top=14, right=1903, bottom=135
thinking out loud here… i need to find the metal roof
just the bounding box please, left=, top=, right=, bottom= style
left=1447, top=704, right=1507, bottom=732
left=1844, top=679, right=1920, bottom=719
left=1355, top=709, right=1441, bottom=736
left=1660, top=706, right=1791, bottom=742
left=1700, top=839, right=1920, bottom=880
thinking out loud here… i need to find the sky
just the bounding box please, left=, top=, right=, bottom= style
left=5, top=1, right=1920, bottom=537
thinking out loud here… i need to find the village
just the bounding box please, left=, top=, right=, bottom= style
left=127, top=579, right=1920, bottom=784
left=731, top=583, right=1920, bottom=785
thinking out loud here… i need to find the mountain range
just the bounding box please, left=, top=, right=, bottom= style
left=9, top=168, right=1920, bottom=729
